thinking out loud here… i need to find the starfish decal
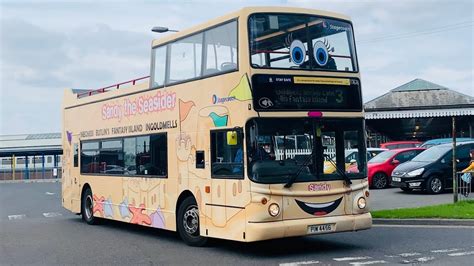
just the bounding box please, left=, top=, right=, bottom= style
left=93, top=195, right=105, bottom=217
left=128, top=200, right=152, bottom=225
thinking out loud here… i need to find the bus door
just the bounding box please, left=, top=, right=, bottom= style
left=208, top=128, right=247, bottom=239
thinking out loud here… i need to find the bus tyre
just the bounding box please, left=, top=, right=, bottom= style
left=81, top=187, right=97, bottom=225
left=372, top=173, right=389, bottom=189
left=426, top=176, right=443, bottom=194
left=177, top=197, right=207, bottom=247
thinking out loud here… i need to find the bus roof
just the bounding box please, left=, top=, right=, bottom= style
left=151, top=6, right=351, bottom=47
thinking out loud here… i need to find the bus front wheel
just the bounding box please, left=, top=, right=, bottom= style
left=81, top=187, right=97, bottom=225
left=177, top=197, right=207, bottom=246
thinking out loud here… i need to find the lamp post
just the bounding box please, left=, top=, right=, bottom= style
left=151, top=26, right=179, bottom=33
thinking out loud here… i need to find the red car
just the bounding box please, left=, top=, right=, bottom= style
left=348, top=148, right=425, bottom=189
left=380, top=141, right=422, bottom=150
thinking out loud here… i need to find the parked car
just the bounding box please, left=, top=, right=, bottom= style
left=379, top=141, right=421, bottom=150
left=391, top=141, right=474, bottom=194
left=348, top=148, right=425, bottom=189
left=420, top=138, right=473, bottom=148
left=324, top=148, right=386, bottom=174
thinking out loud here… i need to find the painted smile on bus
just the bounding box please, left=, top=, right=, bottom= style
left=295, top=197, right=343, bottom=216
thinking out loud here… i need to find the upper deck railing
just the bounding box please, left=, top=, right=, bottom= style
left=76, top=76, right=150, bottom=99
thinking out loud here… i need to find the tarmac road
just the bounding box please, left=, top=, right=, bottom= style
left=1, top=182, right=473, bottom=265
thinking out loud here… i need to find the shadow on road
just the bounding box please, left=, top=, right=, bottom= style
left=67, top=216, right=366, bottom=258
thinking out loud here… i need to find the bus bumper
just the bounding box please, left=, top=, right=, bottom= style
left=245, top=212, right=372, bottom=242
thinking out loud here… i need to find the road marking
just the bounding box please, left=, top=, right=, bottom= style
left=448, top=251, right=474, bottom=256
left=8, top=214, right=26, bottom=220
left=45, top=192, right=55, bottom=195
left=401, top=257, right=435, bottom=264
left=431, top=248, right=461, bottom=253
left=398, top=253, right=421, bottom=257
left=334, top=256, right=372, bottom=261
left=43, top=212, right=62, bottom=218
left=349, top=261, right=386, bottom=265
left=280, top=260, right=319, bottom=266
left=373, top=224, right=474, bottom=229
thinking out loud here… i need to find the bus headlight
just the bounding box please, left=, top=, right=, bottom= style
left=357, top=197, right=366, bottom=209
left=268, top=203, right=280, bottom=217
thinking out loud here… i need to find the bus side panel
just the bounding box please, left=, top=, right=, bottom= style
left=62, top=109, right=81, bottom=213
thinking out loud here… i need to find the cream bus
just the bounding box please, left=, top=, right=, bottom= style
left=62, top=7, right=371, bottom=246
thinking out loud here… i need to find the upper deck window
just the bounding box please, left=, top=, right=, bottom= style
left=151, top=19, right=238, bottom=88
left=249, top=13, right=357, bottom=72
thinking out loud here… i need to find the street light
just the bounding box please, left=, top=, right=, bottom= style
left=151, top=26, right=179, bottom=33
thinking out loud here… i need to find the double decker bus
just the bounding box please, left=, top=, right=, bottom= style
left=62, top=7, right=370, bottom=246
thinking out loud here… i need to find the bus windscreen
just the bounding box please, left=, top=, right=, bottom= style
left=249, top=13, right=357, bottom=72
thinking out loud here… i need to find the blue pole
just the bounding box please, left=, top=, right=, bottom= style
left=42, top=154, right=45, bottom=179
left=25, top=156, right=29, bottom=180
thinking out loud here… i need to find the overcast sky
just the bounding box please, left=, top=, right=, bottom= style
left=0, top=0, right=473, bottom=135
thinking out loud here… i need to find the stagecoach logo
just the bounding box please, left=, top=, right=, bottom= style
left=258, top=97, right=274, bottom=108
left=308, top=183, right=331, bottom=192
left=212, top=94, right=236, bottom=104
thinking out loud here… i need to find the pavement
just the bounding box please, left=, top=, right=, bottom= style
left=1, top=182, right=474, bottom=265
left=369, top=187, right=453, bottom=211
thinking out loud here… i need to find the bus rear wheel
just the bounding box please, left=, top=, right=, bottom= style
left=177, top=197, right=207, bottom=247
left=81, top=187, right=97, bottom=225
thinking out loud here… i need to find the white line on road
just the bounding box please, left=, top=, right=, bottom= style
left=8, top=214, right=26, bottom=220
left=333, top=256, right=372, bottom=261
left=431, top=248, right=461, bottom=253
left=349, top=260, right=386, bottom=265
left=45, top=192, right=55, bottom=195
left=398, top=253, right=421, bottom=257
left=448, top=251, right=474, bottom=256
left=402, top=257, right=436, bottom=264
left=43, top=212, right=62, bottom=218
left=279, top=260, right=319, bottom=266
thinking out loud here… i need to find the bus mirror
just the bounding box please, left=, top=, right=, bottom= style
left=227, top=131, right=238, bottom=146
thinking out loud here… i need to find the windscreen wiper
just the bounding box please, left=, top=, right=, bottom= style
left=324, top=154, right=352, bottom=186
left=284, top=150, right=314, bottom=188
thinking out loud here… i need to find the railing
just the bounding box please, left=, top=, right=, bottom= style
left=77, top=76, right=150, bottom=99
left=274, top=148, right=336, bottom=160
left=457, top=171, right=473, bottom=201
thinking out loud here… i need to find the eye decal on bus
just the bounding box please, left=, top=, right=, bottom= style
left=313, top=40, right=330, bottom=66
left=289, top=39, right=306, bottom=65
left=295, top=197, right=343, bottom=216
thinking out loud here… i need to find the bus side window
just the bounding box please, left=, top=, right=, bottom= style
left=73, top=143, right=78, bottom=167
left=210, top=129, right=243, bottom=178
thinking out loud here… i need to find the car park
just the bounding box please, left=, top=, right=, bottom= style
left=323, top=148, right=386, bottom=174
left=380, top=141, right=421, bottom=149
left=348, top=148, right=425, bottom=189
left=391, top=141, right=474, bottom=193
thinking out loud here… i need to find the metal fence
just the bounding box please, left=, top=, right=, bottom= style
left=274, top=148, right=336, bottom=161
left=0, top=168, right=62, bottom=181
left=457, top=171, right=473, bottom=201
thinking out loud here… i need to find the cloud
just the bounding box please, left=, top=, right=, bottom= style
left=0, top=0, right=473, bottom=134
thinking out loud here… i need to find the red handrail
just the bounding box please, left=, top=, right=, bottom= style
left=77, top=76, right=150, bottom=98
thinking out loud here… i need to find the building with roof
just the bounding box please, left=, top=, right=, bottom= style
left=0, top=133, right=62, bottom=180
left=365, top=79, right=474, bottom=146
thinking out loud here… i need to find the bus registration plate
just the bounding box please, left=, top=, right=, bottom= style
left=307, top=224, right=335, bottom=234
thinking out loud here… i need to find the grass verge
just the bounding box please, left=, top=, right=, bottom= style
left=372, top=200, right=474, bottom=219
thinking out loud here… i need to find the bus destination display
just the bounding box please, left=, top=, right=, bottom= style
left=251, top=74, right=362, bottom=112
